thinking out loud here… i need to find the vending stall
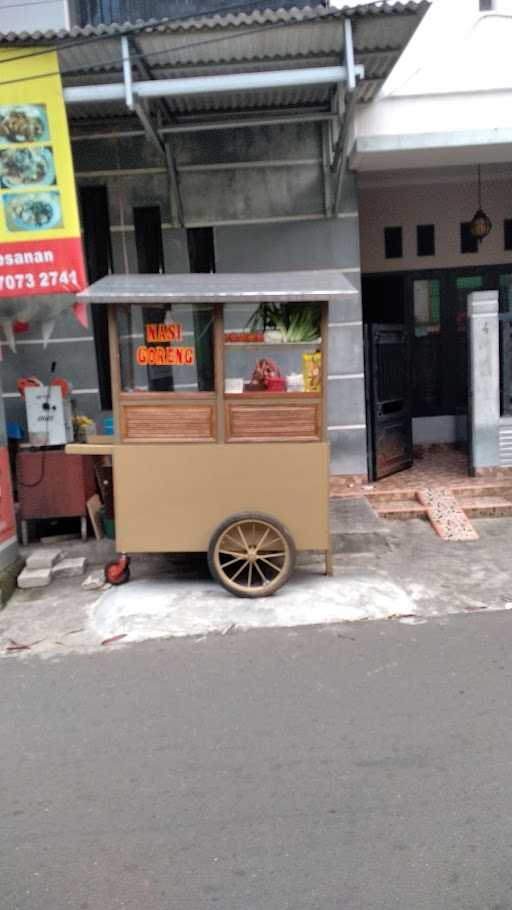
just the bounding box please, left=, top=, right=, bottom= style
left=67, top=270, right=355, bottom=597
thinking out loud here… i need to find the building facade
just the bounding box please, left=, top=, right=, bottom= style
left=2, top=0, right=510, bottom=484
left=0, top=0, right=428, bottom=478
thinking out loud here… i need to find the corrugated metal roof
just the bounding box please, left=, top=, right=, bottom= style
left=0, top=2, right=429, bottom=43
left=78, top=269, right=357, bottom=304
left=0, top=2, right=428, bottom=123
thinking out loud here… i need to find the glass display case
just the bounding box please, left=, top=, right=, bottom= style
left=116, top=302, right=215, bottom=394
left=223, top=302, right=322, bottom=395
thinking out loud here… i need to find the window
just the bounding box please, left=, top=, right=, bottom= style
left=79, top=185, right=113, bottom=411
left=133, top=206, right=164, bottom=273
left=117, top=304, right=215, bottom=394
left=460, top=222, right=479, bottom=254
left=187, top=227, right=215, bottom=274
left=384, top=226, right=403, bottom=259
left=504, top=219, right=512, bottom=251
left=417, top=224, right=435, bottom=257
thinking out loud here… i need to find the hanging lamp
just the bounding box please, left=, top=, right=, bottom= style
left=469, top=165, right=492, bottom=241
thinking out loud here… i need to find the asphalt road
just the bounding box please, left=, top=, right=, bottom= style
left=3, top=613, right=512, bottom=910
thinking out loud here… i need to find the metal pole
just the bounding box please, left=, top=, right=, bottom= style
left=120, top=36, right=133, bottom=111
left=161, top=111, right=337, bottom=134
left=343, top=17, right=356, bottom=93
left=63, top=64, right=364, bottom=105
left=331, top=17, right=359, bottom=216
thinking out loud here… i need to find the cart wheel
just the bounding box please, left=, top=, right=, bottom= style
left=105, top=555, right=131, bottom=586
left=208, top=513, right=295, bottom=598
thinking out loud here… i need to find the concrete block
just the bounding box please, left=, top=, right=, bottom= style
left=82, top=570, right=105, bottom=591
left=25, top=548, right=61, bottom=570
left=18, top=567, right=52, bottom=589
left=53, top=557, right=88, bottom=579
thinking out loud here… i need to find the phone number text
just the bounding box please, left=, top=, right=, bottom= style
left=0, top=270, right=80, bottom=291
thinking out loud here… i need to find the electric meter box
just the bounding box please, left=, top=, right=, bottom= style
left=25, top=386, right=73, bottom=447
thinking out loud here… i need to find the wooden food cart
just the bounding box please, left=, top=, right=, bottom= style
left=67, top=270, right=355, bottom=597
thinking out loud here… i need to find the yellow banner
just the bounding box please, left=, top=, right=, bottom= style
left=0, top=47, right=86, bottom=296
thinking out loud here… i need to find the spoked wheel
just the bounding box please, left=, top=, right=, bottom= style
left=208, top=513, right=295, bottom=598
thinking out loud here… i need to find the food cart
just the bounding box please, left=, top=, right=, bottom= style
left=66, top=270, right=355, bottom=597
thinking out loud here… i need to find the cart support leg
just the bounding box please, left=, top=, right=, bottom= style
left=325, top=543, right=333, bottom=577
left=80, top=515, right=88, bottom=541
left=21, top=520, right=29, bottom=547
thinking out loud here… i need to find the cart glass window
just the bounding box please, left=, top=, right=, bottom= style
left=223, top=302, right=322, bottom=394
left=117, top=303, right=215, bottom=393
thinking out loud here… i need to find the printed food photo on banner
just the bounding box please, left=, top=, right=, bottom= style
left=0, top=104, right=50, bottom=144
left=3, top=191, right=63, bottom=231
left=0, top=49, right=86, bottom=297
left=0, top=147, right=56, bottom=188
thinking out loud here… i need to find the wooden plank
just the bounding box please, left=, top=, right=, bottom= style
left=214, top=302, right=225, bottom=443
left=226, top=403, right=320, bottom=442
left=122, top=404, right=215, bottom=441
left=108, top=305, right=122, bottom=444
left=320, top=300, right=328, bottom=442
left=87, top=493, right=104, bottom=540
left=66, top=443, right=115, bottom=455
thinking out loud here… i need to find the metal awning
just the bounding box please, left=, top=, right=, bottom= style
left=77, top=270, right=357, bottom=304
left=0, top=2, right=428, bottom=221
left=0, top=2, right=429, bottom=125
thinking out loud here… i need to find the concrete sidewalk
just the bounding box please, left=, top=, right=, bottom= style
left=1, top=506, right=512, bottom=658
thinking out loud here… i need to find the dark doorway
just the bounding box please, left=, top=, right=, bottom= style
left=187, top=228, right=216, bottom=392
left=363, top=264, right=512, bottom=481
left=362, top=274, right=406, bottom=325
left=134, top=206, right=165, bottom=274
left=79, top=185, right=113, bottom=411
left=187, top=227, right=216, bottom=274
left=133, top=206, right=171, bottom=392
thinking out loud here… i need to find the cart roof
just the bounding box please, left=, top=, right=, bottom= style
left=77, top=271, right=356, bottom=305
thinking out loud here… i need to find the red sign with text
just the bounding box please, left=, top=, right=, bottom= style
left=0, top=237, right=86, bottom=295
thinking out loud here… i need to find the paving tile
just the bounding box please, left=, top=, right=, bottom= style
left=417, top=488, right=479, bottom=541
left=25, top=549, right=61, bottom=570
left=17, top=567, right=52, bottom=589
left=53, top=557, right=88, bottom=579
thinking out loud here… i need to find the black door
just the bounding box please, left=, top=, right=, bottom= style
left=366, top=324, right=412, bottom=481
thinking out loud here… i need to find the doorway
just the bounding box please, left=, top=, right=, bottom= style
left=363, top=266, right=512, bottom=482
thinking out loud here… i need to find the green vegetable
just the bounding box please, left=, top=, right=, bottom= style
left=246, top=302, right=320, bottom=342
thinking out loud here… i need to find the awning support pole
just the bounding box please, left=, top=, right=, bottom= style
left=331, top=17, right=360, bottom=217
left=321, top=121, right=333, bottom=216
left=165, top=140, right=185, bottom=228
left=120, top=36, right=184, bottom=227
left=121, top=36, right=133, bottom=111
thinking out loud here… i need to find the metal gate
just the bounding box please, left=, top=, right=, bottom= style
left=366, top=323, right=412, bottom=481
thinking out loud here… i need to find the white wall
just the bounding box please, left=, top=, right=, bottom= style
left=359, top=165, right=512, bottom=273
left=353, top=0, right=512, bottom=169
